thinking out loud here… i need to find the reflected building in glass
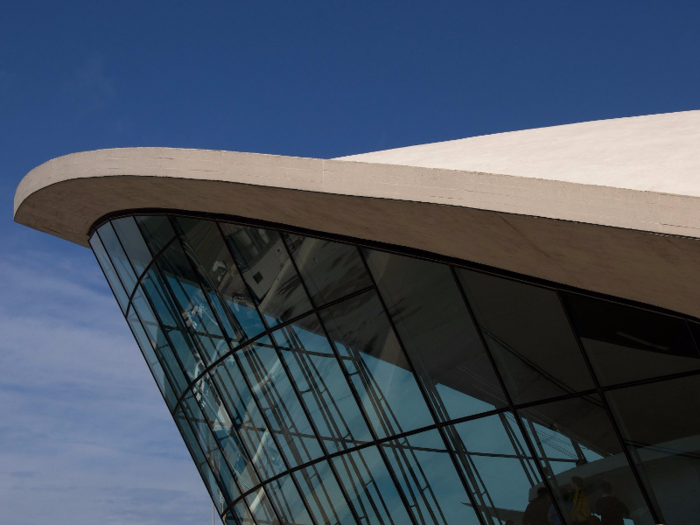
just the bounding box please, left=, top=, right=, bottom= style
left=14, top=111, right=700, bottom=525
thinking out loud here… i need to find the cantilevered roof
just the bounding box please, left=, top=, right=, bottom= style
left=13, top=110, right=700, bottom=319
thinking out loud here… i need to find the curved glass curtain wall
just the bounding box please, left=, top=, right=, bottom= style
left=89, top=213, right=700, bottom=525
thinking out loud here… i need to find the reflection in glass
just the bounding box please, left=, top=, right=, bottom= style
left=382, top=428, right=480, bottom=525
left=449, top=414, right=543, bottom=525
left=293, top=460, right=354, bottom=524
left=96, top=223, right=138, bottom=294
left=156, top=242, right=230, bottom=363
left=607, top=376, right=700, bottom=525
left=365, top=250, right=506, bottom=420
left=135, top=215, right=175, bottom=255
left=220, top=223, right=312, bottom=325
left=245, top=486, right=280, bottom=524
left=265, top=474, right=314, bottom=525
left=111, top=216, right=153, bottom=275
left=90, top=233, right=129, bottom=310
left=457, top=269, right=595, bottom=405
left=563, top=293, right=700, bottom=386
left=284, top=233, right=372, bottom=306
left=211, top=354, right=287, bottom=482
left=271, top=314, right=373, bottom=453
left=332, top=446, right=412, bottom=524
left=320, top=291, right=434, bottom=438
left=237, top=337, right=324, bottom=468
left=519, top=395, right=654, bottom=525
left=174, top=217, right=265, bottom=340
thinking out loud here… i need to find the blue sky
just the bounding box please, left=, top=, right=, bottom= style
left=2, top=2, right=700, bottom=523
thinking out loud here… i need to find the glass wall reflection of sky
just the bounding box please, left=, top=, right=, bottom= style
left=92, top=214, right=700, bottom=525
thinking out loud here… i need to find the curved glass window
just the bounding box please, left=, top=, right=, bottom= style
left=91, top=213, right=700, bottom=525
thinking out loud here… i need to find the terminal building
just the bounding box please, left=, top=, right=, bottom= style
left=14, top=111, right=700, bottom=525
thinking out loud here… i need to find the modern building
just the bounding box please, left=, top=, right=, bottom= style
left=13, top=110, right=700, bottom=525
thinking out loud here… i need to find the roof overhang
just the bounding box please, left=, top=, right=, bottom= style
left=14, top=111, right=700, bottom=318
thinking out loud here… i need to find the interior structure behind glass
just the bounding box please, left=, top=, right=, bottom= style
left=89, top=212, right=700, bottom=525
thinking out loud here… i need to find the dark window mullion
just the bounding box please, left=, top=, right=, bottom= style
left=556, top=290, right=665, bottom=524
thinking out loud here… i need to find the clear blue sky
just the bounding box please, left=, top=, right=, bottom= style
left=2, top=2, right=699, bottom=523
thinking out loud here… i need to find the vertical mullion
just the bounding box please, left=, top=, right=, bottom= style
left=356, top=246, right=492, bottom=525
left=448, top=263, right=569, bottom=525
left=555, top=290, right=664, bottom=524
left=278, top=233, right=418, bottom=525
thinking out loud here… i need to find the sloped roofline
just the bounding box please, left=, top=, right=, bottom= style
left=13, top=111, right=700, bottom=318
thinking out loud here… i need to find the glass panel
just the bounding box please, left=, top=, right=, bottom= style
left=607, top=375, right=700, bottom=525
left=237, top=337, right=324, bottom=468
left=224, top=502, right=256, bottom=525
left=518, top=395, right=654, bottom=525
left=174, top=217, right=265, bottom=340
left=220, top=222, right=312, bottom=325
left=156, top=242, right=230, bottom=363
left=331, top=446, right=412, bottom=524
left=96, top=222, right=138, bottom=294
left=136, top=272, right=205, bottom=385
left=449, top=413, right=544, bottom=525
left=284, top=233, right=372, bottom=306
left=112, top=216, right=152, bottom=276
left=181, top=390, right=241, bottom=503
left=381, top=428, right=481, bottom=525
left=89, top=233, right=129, bottom=311
left=246, top=486, right=281, bottom=524
left=212, top=354, right=287, bottom=481
left=458, top=269, right=595, bottom=405
left=135, top=215, right=175, bottom=255
left=319, top=290, right=434, bottom=438
left=271, top=314, right=373, bottom=453
left=563, top=293, right=700, bottom=386
left=265, top=474, right=314, bottom=525
left=293, top=461, right=354, bottom=525
left=193, top=374, right=261, bottom=493
left=173, top=407, right=230, bottom=514
left=126, top=306, right=179, bottom=410
left=365, top=250, right=507, bottom=421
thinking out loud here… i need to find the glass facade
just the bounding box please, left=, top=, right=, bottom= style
left=90, top=213, right=700, bottom=525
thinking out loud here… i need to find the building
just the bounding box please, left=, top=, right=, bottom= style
left=13, top=110, right=700, bottom=525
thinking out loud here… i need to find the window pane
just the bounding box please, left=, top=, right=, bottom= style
left=331, top=446, right=412, bottom=524
left=112, top=216, right=153, bottom=276
left=458, top=269, right=596, bottom=405
left=284, top=233, right=372, bottom=306
left=96, top=223, right=138, bottom=294
left=265, top=474, right=314, bottom=525
left=293, top=461, right=355, bottom=525
left=156, top=242, right=230, bottom=363
left=518, top=395, right=654, bottom=525
left=381, top=428, right=481, bottom=525
left=135, top=215, right=175, bottom=255
left=224, top=502, right=255, bottom=525
left=192, top=374, right=261, bottom=493
left=136, top=271, right=205, bottom=384
left=365, top=250, right=506, bottom=420
left=319, top=290, right=434, bottom=438
left=220, top=222, right=312, bottom=325
left=181, top=390, right=241, bottom=503
left=89, top=233, right=129, bottom=311
left=271, top=314, right=372, bottom=453
left=245, top=486, right=280, bottom=524
left=174, top=217, right=265, bottom=340
left=563, top=293, right=700, bottom=386
left=449, top=413, right=544, bottom=525
left=212, top=354, right=287, bottom=481
left=237, top=338, right=324, bottom=468
left=173, top=407, right=232, bottom=514
left=126, top=306, right=179, bottom=409
left=607, top=375, right=700, bottom=525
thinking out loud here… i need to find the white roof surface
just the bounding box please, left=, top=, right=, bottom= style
left=339, top=110, right=700, bottom=197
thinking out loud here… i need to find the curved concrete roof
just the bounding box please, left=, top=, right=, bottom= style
left=13, top=110, right=700, bottom=318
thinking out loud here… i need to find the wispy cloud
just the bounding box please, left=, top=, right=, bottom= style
left=62, top=56, right=117, bottom=116
left=0, top=248, right=210, bottom=524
